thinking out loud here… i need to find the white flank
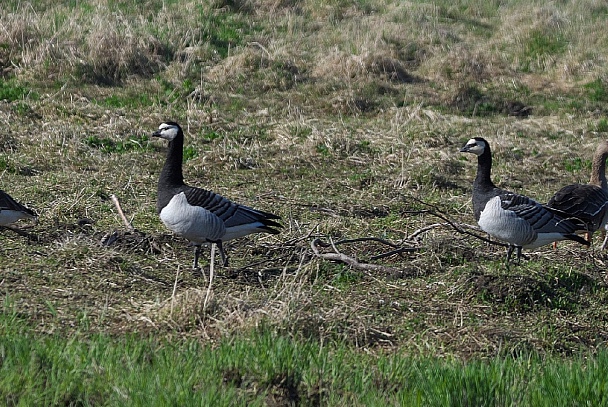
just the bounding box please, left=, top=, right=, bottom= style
left=477, top=196, right=535, bottom=247
left=159, top=192, right=225, bottom=243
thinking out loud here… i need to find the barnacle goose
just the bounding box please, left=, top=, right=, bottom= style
left=152, top=121, right=282, bottom=270
left=546, top=141, right=608, bottom=249
left=459, top=137, right=589, bottom=265
left=0, top=190, right=36, bottom=226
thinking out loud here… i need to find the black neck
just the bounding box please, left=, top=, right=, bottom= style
left=474, top=147, right=495, bottom=191
left=159, top=134, right=184, bottom=188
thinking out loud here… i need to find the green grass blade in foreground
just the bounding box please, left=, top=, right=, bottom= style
left=1, top=314, right=608, bottom=406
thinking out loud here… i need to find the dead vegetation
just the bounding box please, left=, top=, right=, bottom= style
left=1, top=0, right=608, bottom=359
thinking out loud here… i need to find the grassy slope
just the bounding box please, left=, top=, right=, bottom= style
left=1, top=0, right=608, bottom=401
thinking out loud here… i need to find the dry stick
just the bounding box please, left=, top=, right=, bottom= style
left=332, top=236, right=402, bottom=248
left=203, top=244, right=215, bottom=313
left=237, top=251, right=302, bottom=274
left=408, top=223, right=449, bottom=241
left=310, top=238, right=401, bottom=273
left=370, top=246, right=419, bottom=261
left=315, top=235, right=419, bottom=261
left=170, top=265, right=181, bottom=317
left=236, top=227, right=325, bottom=271
left=334, top=237, right=420, bottom=260
left=110, top=194, right=134, bottom=231
left=404, top=196, right=509, bottom=248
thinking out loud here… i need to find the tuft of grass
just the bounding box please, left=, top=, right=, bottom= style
left=596, top=118, right=608, bottom=133
left=183, top=146, right=198, bottom=162
left=83, top=134, right=151, bottom=154
left=520, top=29, right=569, bottom=72
left=562, top=157, right=590, bottom=173
left=584, top=78, right=608, bottom=103
left=0, top=78, right=37, bottom=102
left=525, top=30, right=568, bottom=58
left=194, top=5, right=259, bottom=59
left=202, top=130, right=222, bottom=142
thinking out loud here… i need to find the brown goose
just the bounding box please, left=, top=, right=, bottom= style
left=546, top=141, right=608, bottom=249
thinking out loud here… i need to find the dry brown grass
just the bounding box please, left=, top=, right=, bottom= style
left=0, top=0, right=608, bottom=359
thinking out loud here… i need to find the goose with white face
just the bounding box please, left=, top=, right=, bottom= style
left=152, top=122, right=180, bottom=141
left=459, top=136, right=589, bottom=266
left=152, top=121, right=283, bottom=270
left=459, top=138, right=487, bottom=156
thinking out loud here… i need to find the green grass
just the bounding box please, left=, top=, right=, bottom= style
left=0, top=79, right=37, bottom=102
left=196, top=7, right=258, bottom=59
left=2, top=312, right=608, bottom=406
left=562, top=156, right=590, bottom=173
left=596, top=118, right=608, bottom=133
left=1, top=1, right=608, bottom=404
left=83, top=134, right=152, bottom=154
left=584, top=78, right=608, bottom=103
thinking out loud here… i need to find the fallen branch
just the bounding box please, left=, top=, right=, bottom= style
left=404, top=196, right=509, bottom=248
left=314, top=235, right=420, bottom=262
left=370, top=246, right=418, bottom=261
left=311, top=238, right=402, bottom=273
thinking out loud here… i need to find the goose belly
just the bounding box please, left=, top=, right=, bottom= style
left=477, top=196, right=536, bottom=247
left=159, top=193, right=225, bottom=243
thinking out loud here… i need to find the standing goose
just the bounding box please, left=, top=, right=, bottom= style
left=0, top=190, right=37, bottom=226
left=152, top=121, right=282, bottom=270
left=546, top=140, right=608, bottom=248
left=459, top=137, right=589, bottom=265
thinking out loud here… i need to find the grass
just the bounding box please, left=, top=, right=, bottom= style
left=2, top=312, right=608, bottom=406
left=83, top=134, right=152, bottom=154
left=1, top=0, right=608, bottom=404
left=0, top=78, right=37, bottom=102
left=584, top=78, right=608, bottom=103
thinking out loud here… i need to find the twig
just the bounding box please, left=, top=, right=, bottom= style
left=405, top=196, right=508, bottom=248
left=313, top=236, right=419, bottom=262
left=332, top=237, right=402, bottom=248
left=203, top=244, right=215, bottom=313
left=370, top=247, right=418, bottom=261
left=311, top=238, right=401, bottom=273
left=236, top=249, right=301, bottom=271
left=170, top=265, right=180, bottom=317
left=408, top=223, right=448, bottom=240
left=110, top=194, right=134, bottom=231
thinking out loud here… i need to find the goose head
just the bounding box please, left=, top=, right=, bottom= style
left=459, top=137, right=488, bottom=156
left=152, top=122, right=182, bottom=141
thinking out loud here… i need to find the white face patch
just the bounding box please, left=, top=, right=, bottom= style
left=157, top=123, right=179, bottom=140
left=462, top=138, right=486, bottom=156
